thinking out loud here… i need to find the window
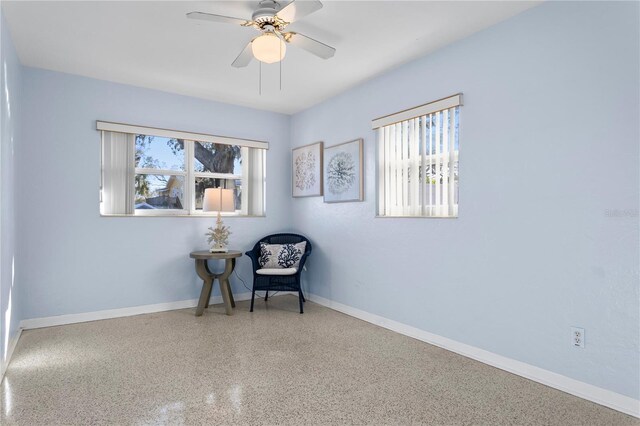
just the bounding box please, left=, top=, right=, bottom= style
left=135, top=135, right=186, bottom=211
left=373, top=94, right=461, bottom=218
left=98, top=122, right=266, bottom=216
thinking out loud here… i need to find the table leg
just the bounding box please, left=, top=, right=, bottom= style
left=217, top=258, right=236, bottom=316
left=219, top=278, right=233, bottom=315
left=228, top=283, right=236, bottom=308
left=195, top=259, right=214, bottom=316
left=196, top=277, right=212, bottom=317
left=204, top=260, right=214, bottom=308
left=205, top=278, right=214, bottom=308
left=228, top=259, right=236, bottom=308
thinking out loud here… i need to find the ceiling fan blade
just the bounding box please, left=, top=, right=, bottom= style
left=276, top=0, right=323, bottom=23
left=284, top=32, right=335, bottom=59
left=186, top=12, right=253, bottom=27
left=232, top=41, right=255, bottom=68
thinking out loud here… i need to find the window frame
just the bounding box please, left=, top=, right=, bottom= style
left=133, top=170, right=188, bottom=216
left=98, top=121, right=267, bottom=217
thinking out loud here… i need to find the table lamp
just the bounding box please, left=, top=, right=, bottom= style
left=203, top=187, right=235, bottom=253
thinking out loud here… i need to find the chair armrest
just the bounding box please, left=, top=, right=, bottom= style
left=245, top=250, right=261, bottom=272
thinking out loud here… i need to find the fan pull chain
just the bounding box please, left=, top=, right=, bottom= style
left=279, top=40, right=282, bottom=91
left=259, top=61, right=262, bottom=95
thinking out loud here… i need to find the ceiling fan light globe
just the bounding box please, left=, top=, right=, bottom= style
left=252, top=33, right=286, bottom=64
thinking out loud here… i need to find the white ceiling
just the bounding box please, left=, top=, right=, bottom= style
left=2, top=1, right=540, bottom=114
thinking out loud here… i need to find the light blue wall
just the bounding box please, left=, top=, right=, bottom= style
left=0, top=9, right=23, bottom=364
left=17, top=68, right=292, bottom=319
left=290, top=1, right=639, bottom=399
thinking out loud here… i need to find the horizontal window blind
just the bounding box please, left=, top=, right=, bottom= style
left=96, top=121, right=269, bottom=150
left=374, top=94, right=461, bottom=218
left=371, top=94, right=462, bottom=129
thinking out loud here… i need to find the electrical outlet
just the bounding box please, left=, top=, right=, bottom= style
left=571, top=327, right=585, bottom=348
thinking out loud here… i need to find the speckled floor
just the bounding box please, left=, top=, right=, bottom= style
left=1, top=295, right=637, bottom=425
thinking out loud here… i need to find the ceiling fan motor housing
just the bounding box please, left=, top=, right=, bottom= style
left=252, top=0, right=285, bottom=29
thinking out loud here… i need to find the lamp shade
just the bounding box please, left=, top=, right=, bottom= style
left=252, top=33, right=286, bottom=64
left=203, top=188, right=235, bottom=212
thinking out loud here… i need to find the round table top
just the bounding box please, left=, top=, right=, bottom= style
left=190, top=250, right=243, bottom=260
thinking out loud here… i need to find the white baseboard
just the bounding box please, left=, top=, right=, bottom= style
left=308, top=293, right=640, bottom=418
left=20, top=292, right=257, bottom=330
left=19, top=290, right=298, bottom=330
left=1, top=327, right=23, bottom=382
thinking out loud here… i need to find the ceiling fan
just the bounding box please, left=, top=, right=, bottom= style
left=187, top=0, right=336, bottom=67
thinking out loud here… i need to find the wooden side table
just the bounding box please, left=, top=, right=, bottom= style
left=190, top=250, right=242, bottom=316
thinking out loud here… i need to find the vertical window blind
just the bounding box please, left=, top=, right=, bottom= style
left=372, top=94, right=461, bottom=218
left=101, top=131, right=136, bottom=215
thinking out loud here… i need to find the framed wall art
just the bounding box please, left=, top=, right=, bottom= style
left=292, top=141, right=323, bottom=197
left=323, top=138, right=363, bottom=203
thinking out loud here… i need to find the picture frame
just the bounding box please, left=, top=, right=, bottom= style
left=292, top=141, right=323, bottom=197
left=323, top=138, right=364, bottom=203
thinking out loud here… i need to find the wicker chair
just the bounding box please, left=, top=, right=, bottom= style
left=245, top=233, right=312, bottom=314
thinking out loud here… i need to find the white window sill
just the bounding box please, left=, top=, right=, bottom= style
left=375, top=215, right=458, bottom=219
left=100, top=213, right=266, bottom=218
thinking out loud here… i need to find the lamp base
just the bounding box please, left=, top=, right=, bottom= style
left=209, top=247, right=229, bottom=253
left=206, top=211, right=231, bottom=254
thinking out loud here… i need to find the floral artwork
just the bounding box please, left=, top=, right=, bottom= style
left=292, top=142, right=323, bottom=197
left=327, top=152, right=356, bottom=194
left=295, top=151, right=317, bottom=191
left=323, top=139, right=363, bottom=203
